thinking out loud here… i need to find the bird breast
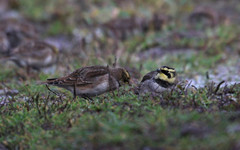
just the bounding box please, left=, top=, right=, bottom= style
left=62, top=74, right=120, bottom=97
left=139, top=79, right=168, bottom=94
left=76, top=81, right=111, bottom=96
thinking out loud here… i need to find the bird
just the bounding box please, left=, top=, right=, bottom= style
left=136, top=66, right=177, bottom=95
left=6, top=40, right=59, bottom=73
left=0, top=32, right=9, bottom=55
left=0, top=18, right=38, bottom=54
left=41, top=65, right=131, bottom=99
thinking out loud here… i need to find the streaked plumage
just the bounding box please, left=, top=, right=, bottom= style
left=0, top=18, right=38, bottom=54
left=0, top=32, right=9, bottom=54
left=8, top=40, right=58, bottom=70
left=42, top=65, right=131, bottom=99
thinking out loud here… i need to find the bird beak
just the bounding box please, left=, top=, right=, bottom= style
left=157, top=68, right=161, bottom=73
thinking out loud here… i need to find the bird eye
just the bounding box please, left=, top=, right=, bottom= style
left=161, top=70, right=171, bottom=78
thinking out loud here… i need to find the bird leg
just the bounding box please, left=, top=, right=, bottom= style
left=117, top=81, right=121, bottom=96
left=73, top=83, right=77, bottom=100
left=110, top=77, right=116, bottom=97
left=107, top=65, right=116, bottom=97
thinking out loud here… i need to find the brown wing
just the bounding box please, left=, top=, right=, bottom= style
left=73, top=66, right=109, bottom=80
left=11, top=41, right=54, bottom=55
left=46, top=66, right=109, bottom=86
left=141, top=70, right=157, bottom=82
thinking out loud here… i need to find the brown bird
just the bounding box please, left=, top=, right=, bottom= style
left=0, top=18, right=38, bottom=54
left=7, top=40, right=58, bottom=72
left=0, top=32, right=9, bottom=54
left=42, top=65, right=131, bottom=99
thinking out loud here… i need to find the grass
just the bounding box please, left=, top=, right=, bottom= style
left=1, top=82, right=240, bottom=149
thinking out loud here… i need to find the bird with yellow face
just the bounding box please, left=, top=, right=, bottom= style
left=137, top=66, right=177, bottom=95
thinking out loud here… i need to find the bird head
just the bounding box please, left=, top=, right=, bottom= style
left=121, top=68, right=132, bottom=85
left=154, top=66, right=176, bottom=84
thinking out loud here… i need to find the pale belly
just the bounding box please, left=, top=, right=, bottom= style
left=140, top=80, right=167, bottom=94
left=76, top=82, right=114, bottom=97
left=62, top=81, right=119, bottom=97
left=27, top=55, right=54, bottom=67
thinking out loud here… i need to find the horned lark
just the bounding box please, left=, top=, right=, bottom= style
left=8, top=40, right=58, bottom=71
left=0, top=32, right=9, bottom=54
left=137, top=66, right=177, bottom=95
left=0, top=18, right=38, bottom=54
left=42, top=65, right=131, bottom=99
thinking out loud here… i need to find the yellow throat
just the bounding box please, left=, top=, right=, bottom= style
left=155, top=71, right=176, bottom=84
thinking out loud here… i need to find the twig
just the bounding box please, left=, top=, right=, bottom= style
left=191, top=85, right=198, bottom=91
left=214, top=80, right=225, bottom=94
left=45, top=85, right=64, bottom=102
left=206, top=71, right=209, bottom=80
left=113, top=56, right=117, bottom=67
left=35, top=93, right=41, bottom=116
left=46, top=85, right=58, bottom=96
